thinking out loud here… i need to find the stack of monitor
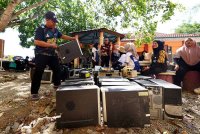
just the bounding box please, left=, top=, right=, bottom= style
left=56, top=85, right=100, bottom=128
left=98, top=69, right=121, bottom=77
left=98, top=77, right=129, bottom=87
left=54, top=39, right=181, bottom=127
left=57, top=40, right=83, bottom=64
left=149, top=79, right=182, bottom=119
left=30, top=68, right=53, bottom=84
left=99, top=77, right=151, bottom=127
left=56, top=73, right=182, bottom=128
left=101, top=82, right=150, bottom=127
left=133, top=79, right=164, bottom=120
left=133, top=78, right=182, bottom=120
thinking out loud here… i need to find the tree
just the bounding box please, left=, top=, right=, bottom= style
left=0, top=0, right=48, bottom=32
left=175, top=23, right=200, bottom=34
left=86, top=0, right=179, bottom=46
left=1, top=0, right=179, bottom=47
left=1, top=0, right=109, bottom=47
left=18, top=0, right=109, bottom=47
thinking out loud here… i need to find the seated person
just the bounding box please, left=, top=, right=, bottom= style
left=139, top=50, right=147, bottom=61
left=115, top=46, right=126, bottom=70
left=174, top=38, right=200, bottom=86
left=118, top=46, right=126, bottom=62
left=142, top=40, right=168, bottom=76
left=122, top=43, right=140, bottom=71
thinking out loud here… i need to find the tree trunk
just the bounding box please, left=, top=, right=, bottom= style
left=0, top=0, right=23, bottom=32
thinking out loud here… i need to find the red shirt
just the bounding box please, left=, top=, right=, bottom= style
left=101, top=44, right=111, bottom=56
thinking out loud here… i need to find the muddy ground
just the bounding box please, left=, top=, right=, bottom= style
left=0, top=71, right=199, bottom=134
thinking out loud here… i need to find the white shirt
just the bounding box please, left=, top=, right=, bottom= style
left=124, top=52, right=135, bottom=69
left=118, top=54, right=126, bottom=64
left=92, top=47, right=98, bottom=61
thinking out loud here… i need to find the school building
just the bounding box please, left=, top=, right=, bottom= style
left=121, top=33, right=200, bottom=55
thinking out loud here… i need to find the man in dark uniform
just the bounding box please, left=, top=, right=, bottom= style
left=31, top=11, right=76, bottom=100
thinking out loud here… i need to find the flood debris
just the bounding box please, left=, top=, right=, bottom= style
left=1, top=72, right=200, bottom=134
left=0, top=74, right=17, bottom=82
left=194, top=88, right=200, bottom=94
left=20, top=116, right=60, bottom=133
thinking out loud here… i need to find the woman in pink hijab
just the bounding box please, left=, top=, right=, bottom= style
left=174, top=38, right=200, bottom=86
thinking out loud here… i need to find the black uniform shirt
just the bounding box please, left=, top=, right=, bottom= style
left=34, top=25, right=62, bottom=56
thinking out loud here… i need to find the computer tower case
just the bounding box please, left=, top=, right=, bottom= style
left=30, top=68, right=53, bottom=84
left=98, top=77, right=129, bottom=86
left=149, top=79, right=182, bottom=119
left=101, top=82, right=150, bottom=127
left=57, top=40, right=83, bottom=64
left=134, top=79, right=164, bottom=120
left=100, top=81, right=132, bottom=87
left=61, top=80, right=94, bottom=86
left=98, top=70, right=121, bottom=77
left=128, top=75, right=152, bottom=81
left=99, top=77, right=129, bottom=82
left=56, top=85, right=100, bottom=128
left=68, top=68, right=83, bottom=78
left=41, top=70, right=53, bottom=83
left=64, top=77, right=93, bottom=82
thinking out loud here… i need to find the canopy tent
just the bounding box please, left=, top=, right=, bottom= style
left=70, top=28, right=125, bottom=68
left=70, top=28, right=125, bottom=44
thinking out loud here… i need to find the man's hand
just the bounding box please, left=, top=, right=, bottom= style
left=142, top=66, right=150, bottom=71
left=74, top=36, right=78, bottom=40
left=34, top=40, right=58, bottom=48
left=49, top=43, right=58, bottom=49
left=174, top=64, right=179, bottom=71
left=61, top=35, right=77, bottom=41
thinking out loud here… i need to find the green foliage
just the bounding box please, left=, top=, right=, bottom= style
left=14, top=0, right=109, bottom=48
left=125, top=33, right=132, bottom=39
left=0, top=0, right=12, bottom=10
left=1, top=0, right=178, bottom=47
left=87, top=0, right=178, bottom=46
left=175, top=23, right=200, bottom=34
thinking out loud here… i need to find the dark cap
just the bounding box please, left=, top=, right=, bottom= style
left=44, top=11, right=58, bottom=23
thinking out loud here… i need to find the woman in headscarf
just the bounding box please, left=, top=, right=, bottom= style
left=142, top=40, right=168, bottom=76
left=122, top=42, right=140, bottom=71
left=114, top=46, right=126, bottom=70
left=174, top=38, right=200, bottom=86
left=139, top=50, right=147, bottom=61
left=118, top=46, right=126, bottom=64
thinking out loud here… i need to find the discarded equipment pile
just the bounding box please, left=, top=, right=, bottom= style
left=55, top=67, right=182, bottom=128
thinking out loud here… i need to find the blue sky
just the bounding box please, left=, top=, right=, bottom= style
left=0, top=0, right=200, bottom=58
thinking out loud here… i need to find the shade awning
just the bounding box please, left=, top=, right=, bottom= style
left=70, top=28, right=125, bottom=44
